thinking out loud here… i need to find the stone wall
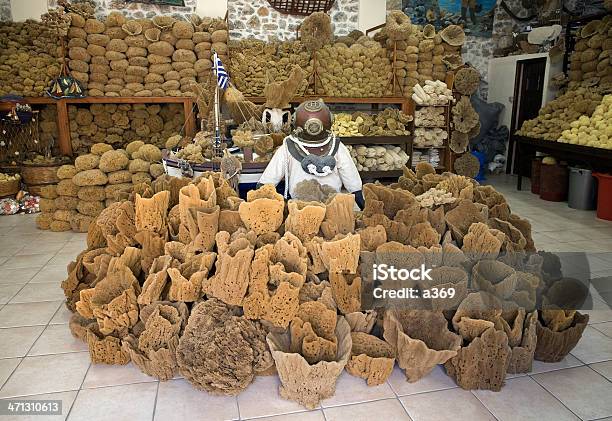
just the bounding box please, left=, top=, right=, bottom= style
left=0, top=0, right=11, bottom=21
left=48, top=0, right=197, bottom=20
left=228, top=0, right=359, bottom=41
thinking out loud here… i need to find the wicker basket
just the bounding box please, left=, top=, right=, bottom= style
left=267, top=0, right=335, bottom=15
left=0, top=178, right=20, bottom=198
left=0, top=163, right=21, bottom=175
left=20, top=162, right=62, bottom=186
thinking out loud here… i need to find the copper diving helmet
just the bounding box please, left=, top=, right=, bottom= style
left=292, top=99, right=334, bottom=143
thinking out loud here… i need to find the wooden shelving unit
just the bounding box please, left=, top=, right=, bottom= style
left=412, top=103, right=452, bottom=172
left=248, top=96, right=414, bottom=180
left=22, top=96, right=197, bottom=156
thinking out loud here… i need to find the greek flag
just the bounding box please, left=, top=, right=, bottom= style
left=214, top=52, right=229, bottom=90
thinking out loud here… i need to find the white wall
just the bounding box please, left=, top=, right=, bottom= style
left=10, top=0, right=47, bottom=21
left=196, top=0, right=227, bottom=18
left=358, top=0, right=386, bottom=33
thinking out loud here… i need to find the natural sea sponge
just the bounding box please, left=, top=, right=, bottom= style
left=57, top=179, right=80, bottom=196
left=462, top=222, right=504, bottom=259
left=285, top=200, right=326, bottom=241
left=444, top=327, right=511, bottom=391
left=76, top=264, right=140, bottom=337
left=300, top=12, right=333, bottom=51
left=386, top=10, right=412, bottom=41
left=91, top=143, right=113, bottom=155
left=384, top=310, right=461, bottom=382
left=346, top=332, right=395, bottom=386
left=73, top=169, right=108, bottom=186
left=267, top=316, right=351, bottom=409
left=132, top=144, right=162, bottom=162
left=454, top=67, right=481, bottom=96
left=440, top=25, right=466, bottom=46
left=177, top=299, right=272, bottom=395
left=320, top=194, right=355, bottom=240
left=452, top=96, right=479, bottom=134
left=238, top=185, right=284, bottom=235
left=445, top=199, right=486, bottom=243
left=98, top=150, right=129, bottom=172
left=122, top=301, right=189, bottom=381
left=77, top=200, right=105, bottom=217
left=86, top=326, right=130, bottom=365
left=39, top=185, right=58, bottom=199
left=450, top=131, right=469, bottom=154
left=75, top=154, right=100, bottom=172
left=358, top=225, right=387, bottom=252
left=204, top=231, right=253, bottom=305
left=57, top=165, right=78, bottom=180
left=535, top=311, right=589, bottom=362
left=320, top=233, right=361, bottom=274
left=507, top=310, right=538, bottom=374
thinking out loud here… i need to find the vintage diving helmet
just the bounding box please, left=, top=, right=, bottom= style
left=287, top=99, right=339, bottom=177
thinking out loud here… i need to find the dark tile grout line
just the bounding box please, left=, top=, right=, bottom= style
left=528, top=372, right=589, bottom=420
left=0, top=236, right=77, bottom=307
left=65, top=360, right=93, bottom=421
left=151, top=381, right=160, bottom=421
left=464, top=392, right=501, bottom=421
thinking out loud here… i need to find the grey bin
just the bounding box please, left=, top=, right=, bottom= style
left=568, top=167, right=597, bottom=210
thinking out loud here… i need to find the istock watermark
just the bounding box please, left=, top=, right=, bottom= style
left=372, top=263, right=433, bottom=282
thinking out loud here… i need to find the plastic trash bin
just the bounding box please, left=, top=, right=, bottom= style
left=540, top=163, right=569, bottom=202
left=568, top=167, right=597, bottom=210
left=593, top=173, right=612, bottom=221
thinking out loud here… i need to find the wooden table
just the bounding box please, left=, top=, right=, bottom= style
left=22, top=96, right=197, bottom=156
left=513, top=135, right=612, bottom=190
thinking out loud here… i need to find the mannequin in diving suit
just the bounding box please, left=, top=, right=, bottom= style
left=257, top=99, right=365, bottom=208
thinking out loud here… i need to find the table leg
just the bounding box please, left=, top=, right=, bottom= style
left=516, top=140, right=522, bottom=191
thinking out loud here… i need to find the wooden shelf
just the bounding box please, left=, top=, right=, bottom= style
left=23, top=96, right=194, bottom=104
left=247, top=96, right=410, bottom=105
left=359, top=170, right=403, bottom=179
left=17, top=96, right=197, bottom=156
left=341, top=135, right=410, bottom=145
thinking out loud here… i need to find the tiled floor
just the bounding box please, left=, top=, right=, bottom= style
left=0, top=175, right=611, bottom=421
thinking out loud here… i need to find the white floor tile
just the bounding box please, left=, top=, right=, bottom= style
left=473, top=376, right=578, bottom=421
left=28, top=324, right=88, bottom=356
left=0, top=268, right=41, bottom=285
left=589, top=361, right=612, bottom=381
left=532, top=366, right=612, bottom=420
left=10, top=282, right=65, bottom=304
left=68, top=382, right=157, bottom=421
left=82, top=363, right=155, bottom=389
left=46, top=253, right=78, bottom=267
left=0, top=301, right=62, bottom=328
left=0, top=352, right=90, bottom=398
left=0, top=326, right=45, bottom=358
left=387, top=365, right=457, bottom=396
left=591, top=322, right=612, bottom=338
left=321, top=371, right=395, bottom=408
left=244, top=412, right=324, bottom=421
left=570, top=326, right=612, bottom=364
left=529, top=354, right=583, bottom=375
left=2, top=253, right=55, bottom=270
left=154, top=379, right=239, bottom=421
left=237, top=375, right=314, bottom=419
left=0, top=358, right=20, bottom=387
left=30, top=265, right=69, bottom=284
left=323, top=398, right=411, bottom=421
left=0, top=284, right=25, bottom=304
left=401, top=388, right=495, bottom=421
left=50, top=305, right=73, bottom=325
